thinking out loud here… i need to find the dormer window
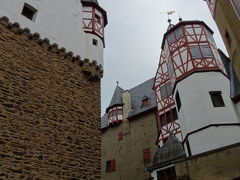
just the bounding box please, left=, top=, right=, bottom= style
left=21, top=3, right=38, bottom=21
left=142, top=96, right=149, bottom=107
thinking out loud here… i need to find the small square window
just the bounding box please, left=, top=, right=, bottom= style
left=92, top=39, right=98, bottom=46
left=209, top=91, right=225, bottom=107
left=142, top=99, right=149, bottom=106
left=21, top=3, right=38, bottom=21
left=176, top=91, right=182, bottom=111
left=190, top=46, right=202, bottom=58
left=106, top=160, right=116, bottom=172
left=143, top=148, right=151, bottom=162
left=118, top=132, right=123, bottom=141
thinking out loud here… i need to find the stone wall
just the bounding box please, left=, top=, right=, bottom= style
left=175, top=144, right=240, bottom=180
left=0, top=18, right=102, bottom=180
left=215, top=0, right=240, bottom=79
left=101, top=110, right=158, bottom=180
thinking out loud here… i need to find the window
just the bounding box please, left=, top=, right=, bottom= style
left=167, top=32, right=176, bottom=44
left=201, top=45, right=213, bottom=57
left=190, top=46, right=202, bottom=58
left=167, top=61, right=174, bottom=80
left=160, top=86, right=167, bottom=99
left=159, top=108, right=178, bottom=127
left=118, top=132, right=123, bottom=141
left=172, top=108, right=178, bottom=121
left=95, top=14, right=101, bottom=24
left=186, top=139, right=192, bottom=156
left=176, top=91, right=182, bottom=111
left=160, top=114, right=166, bottom=126
left=225, top=30, right=231, bottom=47
left=142, top=99, right=149, bottom=106
left=106, top=160, right=116, bottom=172
left=21, top=3, right=38, bottom=21
left=209, top=91, right=225, bottom=107
left=157, top=167, right=177, bottom=180
left=143, top=148, right=151, bottom=162
left=175, top=27, right=183, bottom=40
left=160, top=83, right=172, bottom=99
left=92, top=39, right=98, bottom=46
left=163, top=137, right=169, bottom=144
left=117, top=109, right=123, bottom=115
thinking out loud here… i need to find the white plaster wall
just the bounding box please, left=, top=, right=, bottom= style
left=187, top=126, right=240, bottom=155
left=84, top=33, right=104, bottom=65
left=234, top=102, right=240, bottom=120
left=150, top=170, right=158, bottom=180
left=0, top=0, right=104, bottom=65
left=174, top=72, right=240, bottom=154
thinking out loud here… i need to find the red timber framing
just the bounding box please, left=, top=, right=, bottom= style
left=154, top=51, right=182, bottom=147
left=82, top=6, right=105, bottom=40
left=205, top=0, right=217, bottom=18
left=108, top=106, right=123, bottom=126
left=154, top=21, right=225, bottom=147
left=164, top=23, right=225, bottom=88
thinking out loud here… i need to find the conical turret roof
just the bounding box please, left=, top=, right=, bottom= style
left=152, top=132, right=186, bottom=166
left=106, top=85, right=125, bottom=112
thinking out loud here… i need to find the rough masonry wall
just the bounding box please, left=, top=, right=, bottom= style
left=0, top=22, right=101, bottom=180
left=215, top=0, right=240, bottom=79
left=175, top=144, right=240, bottom=180
left=101, top=111, right=158, bottom=180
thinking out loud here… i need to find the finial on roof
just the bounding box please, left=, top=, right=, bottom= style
left=116, top=80, right=119, bottom=86
left=168, top=18, right=171, bottom=24
left=178, top=14, right=182, bottom=22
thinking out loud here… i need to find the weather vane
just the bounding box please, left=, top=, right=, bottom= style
left=160, top=11, right=176, bottom=24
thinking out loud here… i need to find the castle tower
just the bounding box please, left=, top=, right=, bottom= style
left=106, top=84, right=125, bottom=126
left=154, top=20, right=240, bottom=156
left=0, top=0, right=107, bottom=66
left=0, top=0, right=107, bottom=179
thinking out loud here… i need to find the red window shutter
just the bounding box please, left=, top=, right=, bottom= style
left=143, top=149, right=151, bottom=162
left=111, top=159, right=116, bottom=171
left=118, top=132, right=123, bottom=141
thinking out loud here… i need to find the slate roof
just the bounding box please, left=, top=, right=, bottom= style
left=106, top=85, right=125, bottom=112
left=147, top=132, right=186, bottom=172
left=128, top=78, right=156, bottom=118
left=101, top=78, right=157, bottom=129
left=218, top=49, right=240, bottom=101
left=81, top=0, right=99, bottom=5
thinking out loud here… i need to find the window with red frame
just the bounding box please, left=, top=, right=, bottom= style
left=106, top=159, right=116, bottom=172
left=143, top=148, right=151, bottom=163
left=159, top=108, right=178, bottom=127
left=142, top=99, right=149, bottom=106
left=118, top=132, right=123, bottom=141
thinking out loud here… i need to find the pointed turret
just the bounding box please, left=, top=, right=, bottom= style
left=106, top=84, right=125, bottom=125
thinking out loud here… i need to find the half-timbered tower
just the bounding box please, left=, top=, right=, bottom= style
left=154, top=20, right=240, bottom=156
left=0, top=0, right=107, bottom=66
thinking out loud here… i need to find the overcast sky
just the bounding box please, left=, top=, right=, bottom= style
left=98, top=0, right=227, bottom=115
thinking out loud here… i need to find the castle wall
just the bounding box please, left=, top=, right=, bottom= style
left=0, top=20, right=101, bottom=180
left=101, top=110, right=158, bottom=180
left=213, top=0, right=240, bottom=79
left=175, top=144, right=240, bottom=180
